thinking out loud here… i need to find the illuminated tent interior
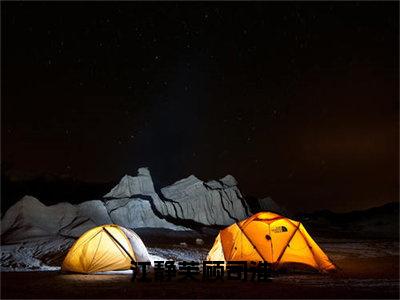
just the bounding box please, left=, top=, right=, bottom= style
left=207, top=212, right=336, bottom=272
left=62, top=224, right=151, bottom=273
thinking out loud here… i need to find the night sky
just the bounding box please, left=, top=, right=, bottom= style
left=2, top=2, right=398, bottom=213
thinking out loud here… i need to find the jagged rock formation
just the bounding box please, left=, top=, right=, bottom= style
left=160, top=174, right=250, bottom=225
left=104, top=168, right=156, bottom=198
left=1, top=196, right=188, bottom=245
left=102, top=168, right=190, bottom=229
left=104, top=198, right=188, bottom=231
left=0, top=196, right=113, bottom=242
left=104, top=167, right=250, bottom=226
left=1, top=167, right=250, bottom=244
left=1, top=167, right=251, bottom=270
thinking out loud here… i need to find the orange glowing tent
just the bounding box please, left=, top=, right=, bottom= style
left=62, top=224, right=150, bottom=273
left=207, top=212, right=336, bottom=272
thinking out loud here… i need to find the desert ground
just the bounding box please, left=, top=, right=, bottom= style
left=1, top=238, right=399, bottom=299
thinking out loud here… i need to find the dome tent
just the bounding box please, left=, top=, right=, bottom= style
left=62, top=224, right=150, bottom=273
left=207, top=212, right=336, bottom=273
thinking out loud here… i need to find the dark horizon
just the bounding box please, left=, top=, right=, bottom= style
left=2, top=2, right=399, bottom=213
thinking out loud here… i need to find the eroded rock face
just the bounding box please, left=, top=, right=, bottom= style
left=0, top=167, right=251, bottom=270
left=159, top=174, right=250, bottom=225
left=1, top=194, right=188, bottom=245
left=104, top=198, right=188, bottom=231
left=103, top=168, right=250, bottom=226
left=1, top=196, right=80, bottom=242
left=102, top=167, right=189, bottom=230
left=104, top=168, right=156, bottom=198
left=1, top=167, right=250, bottom=244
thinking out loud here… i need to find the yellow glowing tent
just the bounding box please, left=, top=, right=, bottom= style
left=62, top=224, right=151, bottom=273
left=207, top=212, right=336, bottom=272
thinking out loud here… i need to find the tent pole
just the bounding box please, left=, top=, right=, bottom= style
left=236, top=223, right=268, bottom=262
left=274, top=221, right=301, bottom=267
left=102, top=227, right=135, bottom=262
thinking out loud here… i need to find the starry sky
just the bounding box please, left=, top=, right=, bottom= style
left=2, top=2, right=398, bottom=213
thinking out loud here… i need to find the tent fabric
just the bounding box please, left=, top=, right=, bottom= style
left=207, top=212, right=336, bottom=272
left=62, top=224, right=150, bottom=273
left=119, top=227, right=150, bottom=262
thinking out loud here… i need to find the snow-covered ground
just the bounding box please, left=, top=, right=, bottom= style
left=0, top=242, right=209, bottom=272
left=1, top=238, right=398, bottom=272
left=1, top=245, right=61, bottom=272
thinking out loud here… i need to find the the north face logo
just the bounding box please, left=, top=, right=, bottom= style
left=271, top=226, right=288, bottom=233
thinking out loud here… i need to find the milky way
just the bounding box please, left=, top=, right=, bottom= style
left=2, top=3, right=398, bottom=212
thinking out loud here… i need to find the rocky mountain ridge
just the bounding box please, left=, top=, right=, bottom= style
left=1, top=167, right=251, bottom=244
